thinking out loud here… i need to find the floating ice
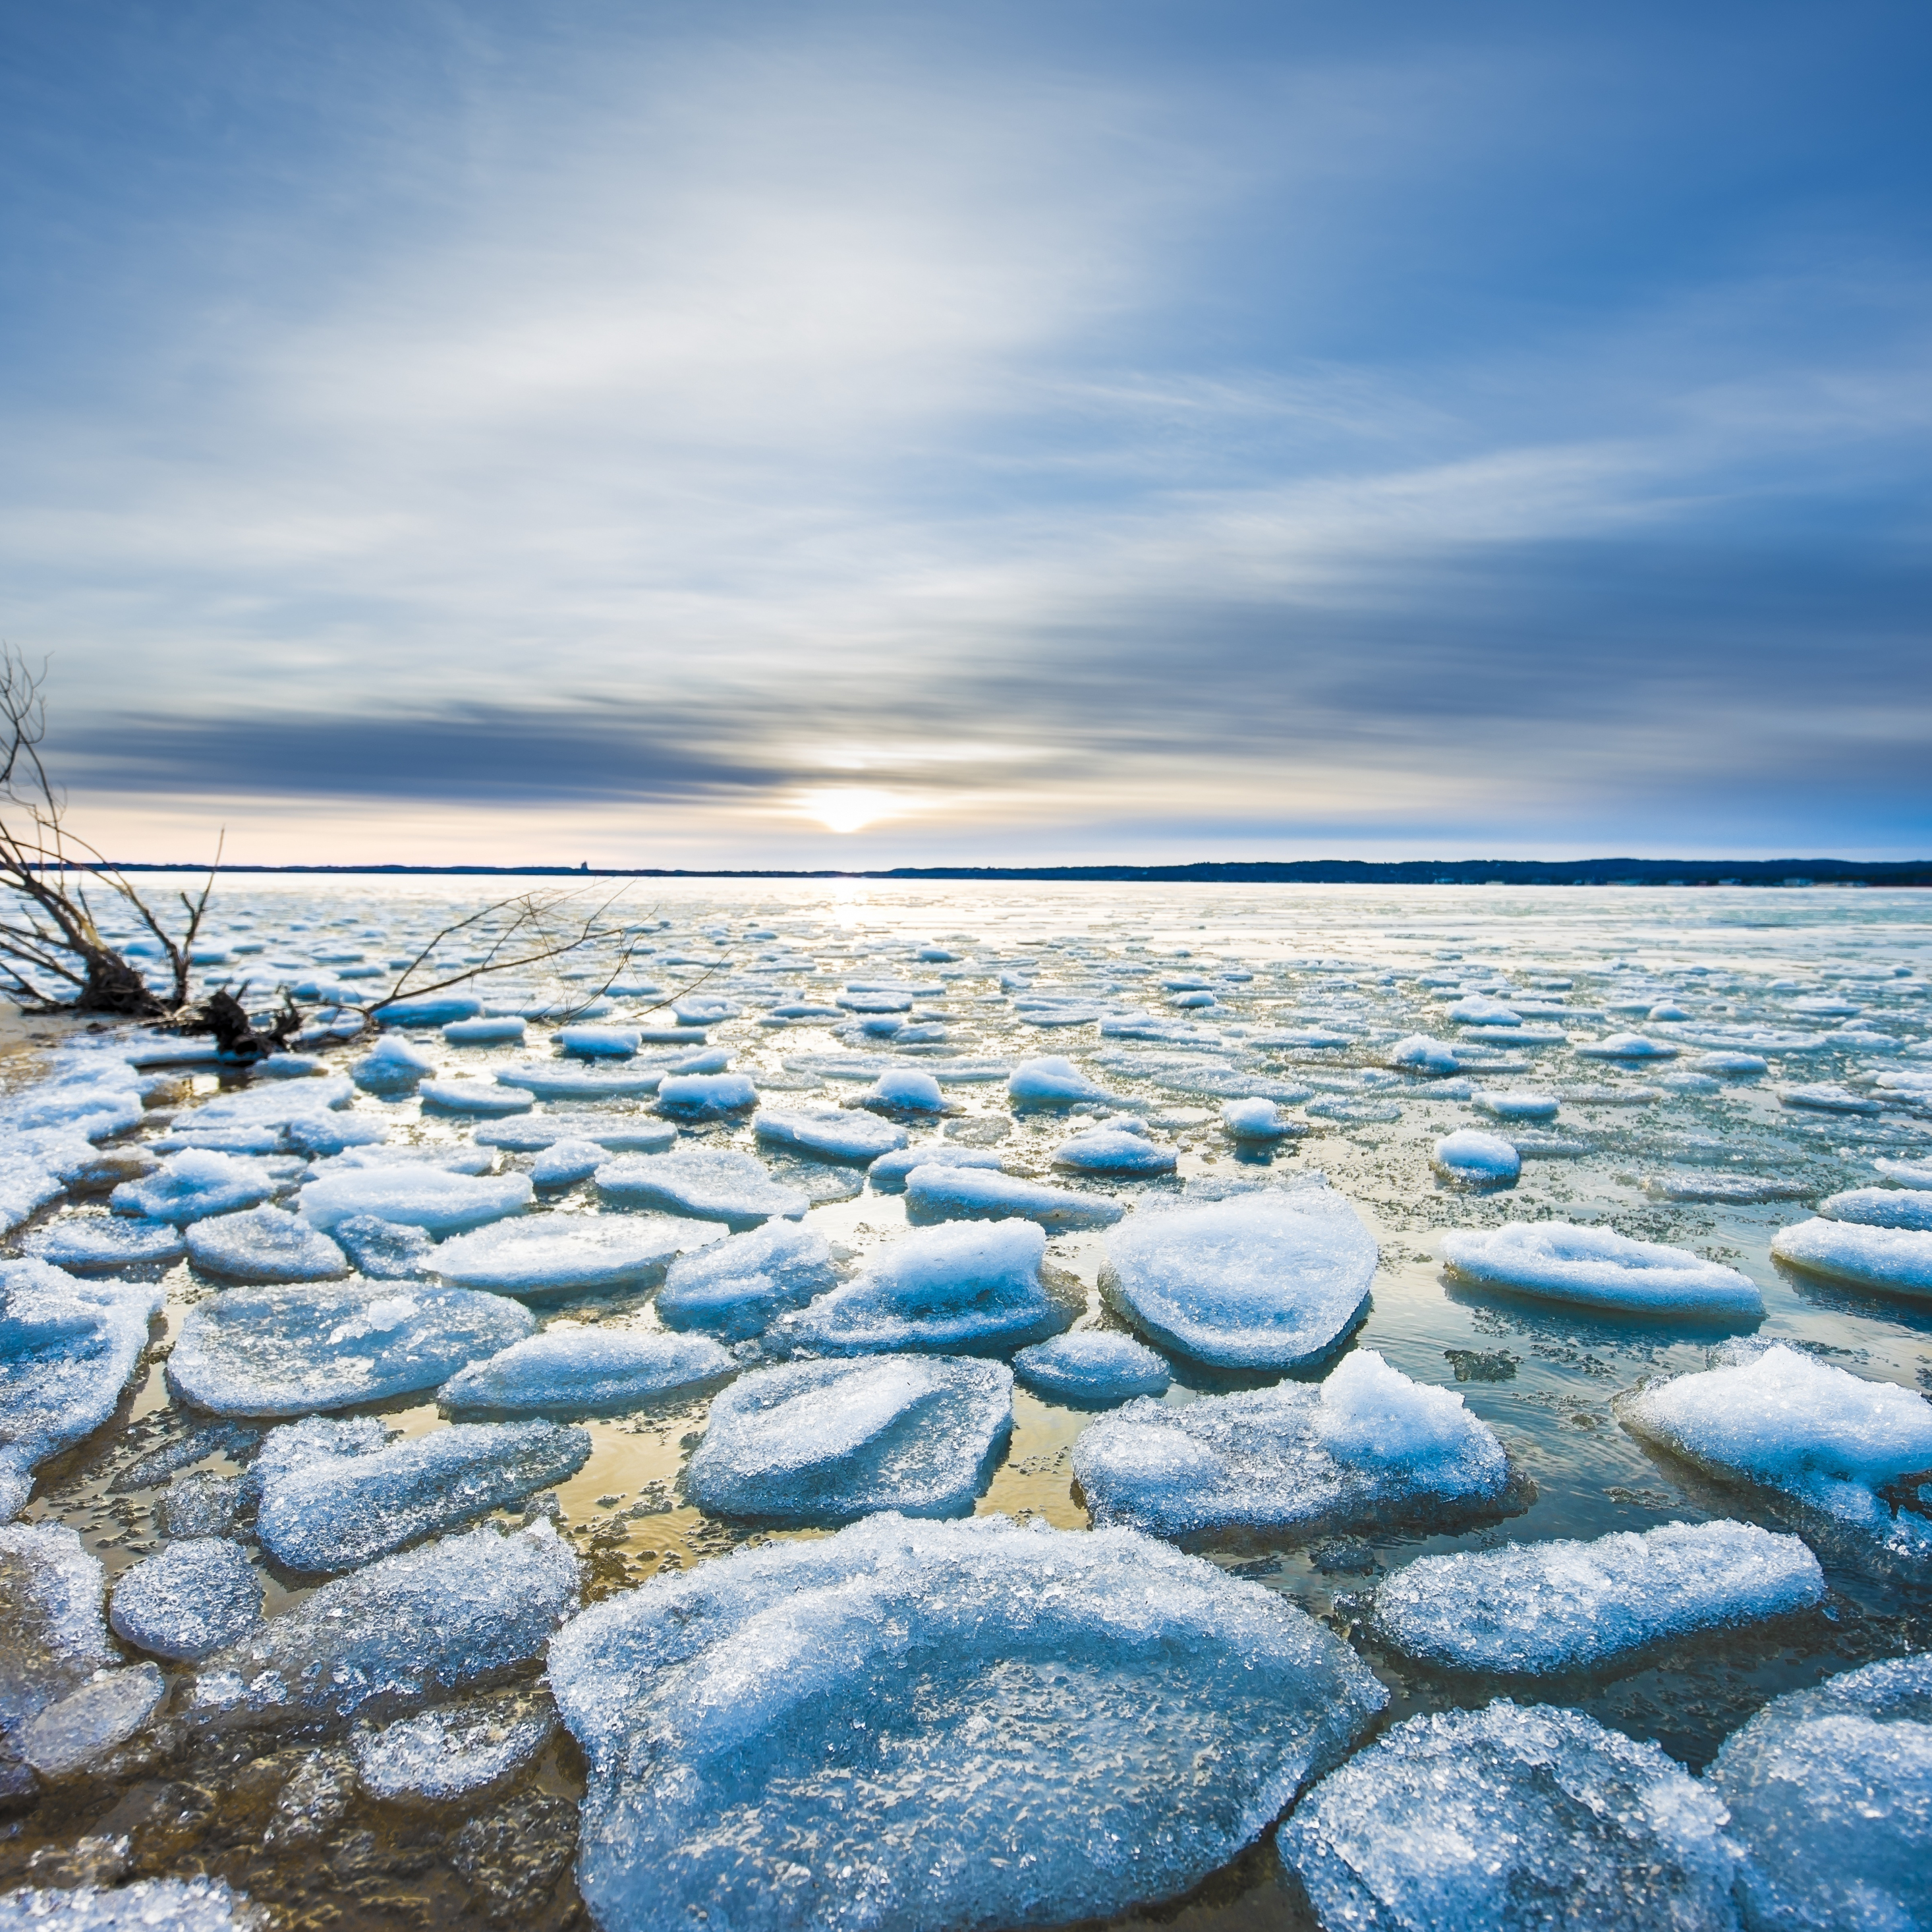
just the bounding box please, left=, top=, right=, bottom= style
left=867, top=1143, right=1002, bottom=1192
left=656, top=1072, right=757, bottom=1118
left=109, top=1538, right=262, bottom=1661
left=299, top=1166, right=534, bottom=1235
left=420, top=1078, right=536, bottom=1116
left=1075, top=1349, right=1510, bottom=1539
left=1446, top=994, right=1521, bottom=1027
left=594, top=1149, right=807, bottom=1228
left=1440, top=1222, right=1763, bottom=1317
left=1098, top=1189, right=1377, bottom=1370
left=478, top=1112, right=676, bottom=1154
left=1278, top=1701, right=1736, bottom=1932
left=779, top=1219, right=1071, bottom=1355
left=0, top=1876, right=264, bottom=1929
left=0, top=1263, right=163, bottom=1514
left=440, top=1328, right=732, bottom=1416
left=167, top=1281, right=533, bottom=1417
left=903, top=1164, right=1124, bottom=1230
left=431, top=1213, right=718, bottom=1298
left=312, top=1143, right=497, bottom=1177
left=377, top=996, right=484, bottom=1027
left=19, top=1662, right=166, bottom=1776
left=0, top=1524, right=115, bottom=1738
left=753, top=1108, right=907, bottom=1163
left=1645, top=1173, right=1812, bottom=1205
left=1012, top=1331, right=1170, bottom=1404
left=656, top=1222, right=838, bottom=1340
left=1707, top=1653, right=1932, bottom=1932
left=1051, top=1123, right=1178, bottom=1175
left=1006, top=1056, right=1121, bottom=1106
left=1820, top=1186, right=1932, bottom=1231
left=1695, top=1051, right=1768, bottom=1076
left=442, top=1016, right=526, bottom=1046
left=254, top=1416, right=590, bottom=1571
left=496, top=1064, right=665, bottom=1100
left=530, top=1139, right=608, bottom=1186
left=353, top=1688, right=556, bottom=1804
left=1374, top=1520, right=1822, bottom=1676
left=687, top=1356, right=1013, bottom=1523
left=1779, top=1082, right=1881, bottom=1116
left=1771, top=1218, right=1932, bottom=1298
left=1574, top=1033, right=1680, bottom=1059
left=1473, top=1089, right=1559, bottom=1120
left=554, top=1025, right=641, bottom=1058
left=1221, top=1096, right=1305, bottom=1141
left=188, top=1520, right=579, bottom=1727
left=862, top=1069, right=946, bottom=1113
left=331, top=1215, right=434, bottom=1280
left=548, top=1512, right=1384, bottom=1932
left=1432, top=1129, right=1522, bottom=1185
left=1387, top=1034, right=1462, bottom=1075
left=110, top=1149, right=279, bottom=1225
left=185, top=1206, right=349, bottom=1283
left=22, top=1216, right=185, bottom=1272
left=1619, top=1344, right=1932, bottom=1569
left=1875, top=1156, right=1932, bottom=1190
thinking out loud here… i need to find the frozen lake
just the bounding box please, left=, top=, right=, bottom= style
left=3, top=878, right=1930, bottom=1931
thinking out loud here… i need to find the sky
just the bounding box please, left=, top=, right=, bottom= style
left=2, top=0, right=1929, bottom=867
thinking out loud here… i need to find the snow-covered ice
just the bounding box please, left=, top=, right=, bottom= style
left=1819, top=1185, right=1932, bottom=1230
left=1012, top=1331, right=1171, bottom=1404
left=1387, top=1034, right=1463, bottom=1075
left=1075, top=1349, right=1511, bottom=1540
left=1707, top=1653, right=1932, bottom=1932
left=1874, top=1156, right=1932, bottom=1190
left=1006, top=1056, right=1121, bottom=1106
left=353, top=1036, right=436, bottom=1092
left=496, top=1064, right=665, bottom=1100
left=442, top=1016, right=526, bottom=1046
left=861, top=1069, right=946, bottom=1113
left=1098, top=1189, right=1377, bottom=1370
left=687, top=1357, right=1013, bottom=1523
left=331, top=1215, right=434, bottom=1280
left=22, top=1216, right=185, bottom=1272
left=1440, top=1222, right=1764, bottom=1317
left=167, top=1281, right=534, bottom=1416
left=655, top=1072, right=758, bottom=1118
left=554, top=1025, right=642, bottom=1058
left=903, top=1163, right=1124, bottom=1230
left=1431, top=1129, right=1522, bottom=1185
left=1771, top=1217, right=1932, bottom=1299
left=548, top=1512, right=1384, bottom=1932
left=185, top=1206, right=349, bottom=1283
left=594, top=1149, right=807, bottom=1228
left=530, top=1138, right=608, bottom=1186
left=1619, top=1344, right=1932, bottom=1571
left=753, top=1108, right=907, bottom=1162
left=1779, top=1081, right=1881, bottom=1116
left=440, top=1328, right=733, bottom=1416
left=419, top=1077, right=536, bottom=1116
left=1278, top=1701, right=1737, bottom=1932
left=656, top=1222, right=839, bottom=1340
left=299, top=1166, right=534, bottom=1235
left=0, top=1523, right=115, bottom=1738
left=867, top=1143, right=1002, bottom=1192
left=1473, top=1089, right=1560, bottom=1121
left=1221, top=1096, right=1304, bottom=1141
left=779, top=1219, right=1071, bottom=1355
left=254, top=1416, right=590, bottom=1572
left=1050, top=1123, right=1178, bottom=1175
left=430, top=1212, right=719, bottom=1298
left=188, top=1520, right=579, bottom=1727
left=353, top=1688, right=556, bottom=1804
left=109, top=1537, right=262, bottom=1661
left=110, top=1149, right=279, bottom=1224
left=1574, top=1033, right=1680, bottom=1060
left=1374, top=1520, right=1822, bottom=1676
left=478, top=1112, right=676, bottom=1153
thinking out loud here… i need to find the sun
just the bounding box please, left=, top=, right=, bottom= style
left=801, top=787, right=904, bottom=834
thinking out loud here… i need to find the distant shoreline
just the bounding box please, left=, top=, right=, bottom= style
left=28, top=858, right=1932, bottom=886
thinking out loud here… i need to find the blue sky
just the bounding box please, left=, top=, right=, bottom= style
left=3, top=1, right=1928, bottom=864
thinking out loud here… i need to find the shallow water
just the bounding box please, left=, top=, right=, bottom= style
left=4, top=879, right=1930, bottom=1928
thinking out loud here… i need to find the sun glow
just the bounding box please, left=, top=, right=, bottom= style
left=801, top=787, right=907, bottom=834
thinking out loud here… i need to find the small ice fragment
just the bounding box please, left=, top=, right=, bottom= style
left=1013, top=1331, right=1170, bottom=1404
left=1440, top=1222, right=1763, bottom=1316
left=0, top=1523, right=115, bottom=1734
left=1771, top=1218, right=1932, bottom=1299
left=656, top=1222, right=839, bottom=1340
left=353, top=1035, right=436, bottom=1091
left=687, top=1356, right=1012, bottom=1523
left=1278, top=1702, right=1737, bottom=1931
left=594, top=1149, right=807, bottom=1228
left=1386, top=1034, right=1461, bottom=1075
left=778, top=1219, right=1069, bottom=1355
left=109, top=1539, right=262, bottom=1661
left=353, top=1688, right=556, bottom=1804
left=753, top=1108, right=907, bottom=1163
left=186, top=1207, right=349, bottom=1283
left=1098, top=1189, right=1377, bottom=1370
left=1431, top=1128, right=1521, bottom=1185
left=0, top=1876, right=263, bottom=1928
left=528, top=1139, right=606, bottom=1187
left=1373, top=1520, right=1822, bottom=1676
left=20, top=1664, right=167, bottom=1777
left=1779, top=1081, right=1881, bottom=1116
left=861, top=1069, right=946, bottom=1113
left=439, top=1328, right=732, bottom=1417
left=1696, top=1050, right=1768, bottom=1076
left=1074, top=1348, right=1510, bottom=1540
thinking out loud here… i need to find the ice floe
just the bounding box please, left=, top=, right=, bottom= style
left=110, top=1149, right=280, bottom=1224
left=1875, top=1156, right=1932, bottom=1190
left=1098, top=1189, right=1377, bottom=1370
left=861, top=1069, right=946, bottom=1113
left=1075, top=1348, right=1511, bottom=1540
left=496, top=1064, right=665, bottom=1100
left=1431, top=1129, right=1521, bottom=1186
left=430, top=1213, right=718, bottom=1298
left=1771, top=1217, right=1932, bottom=1298
left=1012, top=1330, right=1171, bottom=1404
left=866, top=1143, right=1002, bottom=1192
left=1819, top=1185, right=1932, bottom=1230
left=298, top=1166, right=534, bottom=1236
left=1220, top=1096, right=1305, bottom=1142
left=656, top=1222, right=838, bottom=1340
left=478, top=1112, right=676, bottom=1154
left=1006, top=1056, right=1121, bottom=1106
left=778, top=1219, right=1072, bottom=1355
left=1473, top=1089, right=1559, bottom=1120
left=108, top=1537, right=262, bottom=1661
left=1707, top=1653, right=1932, bottom=1932
left=1618, top=1344, right=1932, bottom=1573
left=1574, top=1033, right=1680, bottom=1060
left=440, top=1328, right=732, bottom=1416
left=903, top=1163, right=1123, bottom=1230
left=22, top=1216, right=185, bottom=1272
left=167, top=1281, right=534, bottom=1417
left=655, top=1072, right=757, bottom=1118
left=686, top=1356, right=1012, bottom=1523
left=753, top=1108, right=907, bottom=1163
left=1387, top=1034, right=1463, bottom=1075
left=1278, top=1701, right=1736, bottom=1932
left=548, top=1512, right=1384, bottom=1932
left=1374, top=1520, right=1821, bottom=1677
left=594, top=1149, right=807, bottom=1228
left=1779, top=1081, right=1881, bottom=1116
left=19, top=1662, right=166, bottom=1776
left=254, top=1415, right=590, bottom=1571
left=188, top=1520, right=579, bottom=1727
left=419, top=1077, right=534, bottom=1116
left=0, top=1523, right=115, bottom=1739
left=185, top=1206, right=349, bottom=1283
left=1440, top=1222, right=1763, bottom=1317
left=1050, top=1122, right=1178, bottom=1175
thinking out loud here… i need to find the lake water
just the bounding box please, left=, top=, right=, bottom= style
left=5, top=879, right=1929, bottom=1930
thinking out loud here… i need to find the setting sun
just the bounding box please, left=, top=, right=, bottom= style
left=801, top=787, right=906, bottom=834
